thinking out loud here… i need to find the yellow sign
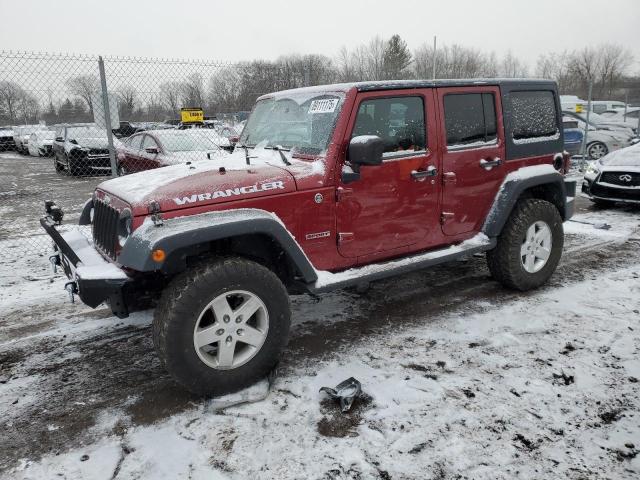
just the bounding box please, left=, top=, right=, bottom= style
left=180, top=108, right=204, bottom=123
left=575, top=104, right=583, bottom=113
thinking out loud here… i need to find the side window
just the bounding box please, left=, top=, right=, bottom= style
left=444, top=93, right=497, bottom=148
left=142, top=135, right=158, bottom=150
left=510, top=90, right=559, bottom=143
left=128, top=134, right=143, bottom=150
left=352, top=96, right=426, bottom=158
left=593, top=104, right=606, bottom=114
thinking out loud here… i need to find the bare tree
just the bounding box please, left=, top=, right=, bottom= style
left=159, top=81, right=182, bottom=113
left=65, top=75, right=99, bottom=113
left=500, top=51, right=528, bottom=78
left=117, top=85, right=137, bottom=119
left=0, top=80, right=23, bottom=122
left=181, top=73, right=205, bottom=108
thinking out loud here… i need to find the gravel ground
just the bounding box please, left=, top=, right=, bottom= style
left=0, top=151, right=639, bottom=479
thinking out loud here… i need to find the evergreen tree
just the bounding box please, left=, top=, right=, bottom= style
left=383, top=35, right=413, bottom=80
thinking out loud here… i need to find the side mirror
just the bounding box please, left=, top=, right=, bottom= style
left=145, top=147, right=159, bottom=154
left=348, top=135, right=384, bottom=167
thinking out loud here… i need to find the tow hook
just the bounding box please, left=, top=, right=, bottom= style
left=49, top=254, right=61, bottom=274
left=64, top=281, right=78, bottom=304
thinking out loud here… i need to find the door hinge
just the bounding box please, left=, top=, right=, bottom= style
left=337, top=232, right=354, bottom=244
left=440, top=212, right=455, bottom=224
left=336, top=187, right=353, bottom=202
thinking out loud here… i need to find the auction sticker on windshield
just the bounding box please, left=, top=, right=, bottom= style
left=308, top=98, right=339, bottom=114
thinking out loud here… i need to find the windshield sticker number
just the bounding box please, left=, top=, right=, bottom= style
left=308, top=98, right=339, bottom=114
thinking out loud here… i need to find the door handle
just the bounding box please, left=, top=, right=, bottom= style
left=411, top=165, right=437, bottom=180
left=480, top=158, right=502, bottom=170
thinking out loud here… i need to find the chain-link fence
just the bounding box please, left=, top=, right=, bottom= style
left=0, top=51, right=247, bottom=273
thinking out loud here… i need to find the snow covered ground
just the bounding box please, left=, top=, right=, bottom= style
left=1, top=197, right=639, bottom=479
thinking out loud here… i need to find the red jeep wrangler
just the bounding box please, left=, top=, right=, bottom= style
left=42, top=79, right=575, bottom=395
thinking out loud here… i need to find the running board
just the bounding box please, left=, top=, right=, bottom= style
left=309, top=234, right=496, bottom=293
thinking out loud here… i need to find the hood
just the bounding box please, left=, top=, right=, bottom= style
left=70, top=137, right=108, bottom=149
left=163, top=149, right=228, bottom=164
left=97, top=148, right=301, bottom=215
left=601, top=143, right=640, bottom=168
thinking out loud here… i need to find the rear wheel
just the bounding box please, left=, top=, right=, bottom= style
left=487, top=199, right=563, bottom=291
left=153, top=257, right=291, bottom=396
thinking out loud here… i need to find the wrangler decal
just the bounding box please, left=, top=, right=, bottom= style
left=174, top=181, right=285, bottom=205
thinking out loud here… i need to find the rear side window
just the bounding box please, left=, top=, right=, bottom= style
left=510, top=91, right=559, bottom=143
left=444, top=93, right=497, bottom=148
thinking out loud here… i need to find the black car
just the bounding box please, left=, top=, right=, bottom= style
left=582, top=143, right=640, bottom=206
left=52, top=124, right=112, bottom=176
left=0, top=126, right=15, bottom=151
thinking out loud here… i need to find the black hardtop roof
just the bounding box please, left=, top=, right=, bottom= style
left=263, top=78, right=557, bottom=99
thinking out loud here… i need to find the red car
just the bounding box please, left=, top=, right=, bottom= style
left=43, top=79, right=575, bottom=396
left=116, top=129, right=227, bottom=174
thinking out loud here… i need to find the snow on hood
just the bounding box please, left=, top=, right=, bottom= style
left=601, top=142, right=640, bottom=167
left=97, top=146, right=326, bottom=214
left=71, top=137, right=109, bottom=149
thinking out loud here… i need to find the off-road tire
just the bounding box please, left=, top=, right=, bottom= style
left=487, top=199, right=563, bottom=291
left=153, top=257, right=291, bottom=396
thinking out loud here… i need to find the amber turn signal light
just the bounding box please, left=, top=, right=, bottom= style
left=151, top=249, right=166, bottom=262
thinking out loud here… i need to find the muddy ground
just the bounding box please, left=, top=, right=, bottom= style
left=1, top=151, right=639, bottom=478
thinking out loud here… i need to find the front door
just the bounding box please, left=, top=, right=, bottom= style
left=336, top=90, right=441, bottom=259
left=436, top=87, right=506, bottom=236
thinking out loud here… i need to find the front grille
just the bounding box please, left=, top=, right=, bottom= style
left=599, top=171, right=640, bottom=187
left=590, top=183, right=640, bottom=202
left=92, top=199, right=120, bottom=259
left=89, top=148, right=109, bottom=156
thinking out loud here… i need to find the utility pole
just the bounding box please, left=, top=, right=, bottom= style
left=432, top=36, right=437, bottom=80
left=580, top=79, right=593, bottom=172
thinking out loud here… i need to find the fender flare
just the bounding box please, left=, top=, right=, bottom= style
left=482, top=165, right=575, bottom=238
left=117, top=208, right=318, bottom=283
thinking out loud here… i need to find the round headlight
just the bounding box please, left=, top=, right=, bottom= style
left=118, top=208, right=133, bottom=246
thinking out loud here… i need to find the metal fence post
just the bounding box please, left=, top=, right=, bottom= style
left=579, top=79, right=593, bottom=171
left=432, top=36, right=437, bottom=80
left=98, top=56, right=118, bottom=178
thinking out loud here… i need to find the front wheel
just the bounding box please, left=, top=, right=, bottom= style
left=153, top=257, right=291, bottom=396
left=587, top=141, right=608, bottom=160
left=487, top=199, right=564, bottom=291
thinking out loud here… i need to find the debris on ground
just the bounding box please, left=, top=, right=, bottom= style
left=319, top=377, right=362, bottom=413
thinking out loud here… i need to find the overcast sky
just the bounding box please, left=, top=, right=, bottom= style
left=1, top=0, right=639, bottom=72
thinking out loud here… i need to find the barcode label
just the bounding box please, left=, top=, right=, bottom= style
left=308, top=98, right=339, bottom=114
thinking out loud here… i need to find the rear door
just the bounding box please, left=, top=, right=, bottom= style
left=122, top=133, right=144, bottom=172
left=140, top=134, right=162, bottom=169
left=437, top=87, right=505, bottom=236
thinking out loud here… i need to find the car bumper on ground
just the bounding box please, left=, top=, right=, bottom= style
left=581, top=176, right=640, bottom=204
left=40, top=205, right=131, bottom=318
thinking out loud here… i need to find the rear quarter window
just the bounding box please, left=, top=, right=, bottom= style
left=510, top=90, right=559, bottom=144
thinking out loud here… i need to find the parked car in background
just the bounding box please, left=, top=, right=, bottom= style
left=186, top=127, right=233, bottom=151
left=562, top=117, right=583, bottom=156
left=53, top=124, right=112, bottom=176
left=216, top=124, right=241, bottom=147
left=0, top=126, right=15, bottom=151
left=13, top=125, right=43, bottom=154
left=568, top=117, right=630, bottom=159
left=563, top=110, right=636, bottom=137
left=560, top=96, right=628, bottom=114
left=116, top=129, right=227, bottom=174
left=599, top=108, right=639, bottom=134
left=27, top=130, right=55, bottom=157
left=582, top=142, right=640, bottom=206
left=112, top=121, right=144, bottom=138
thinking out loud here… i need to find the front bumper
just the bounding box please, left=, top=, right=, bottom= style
left=40, top=213, right=131, bottom=318
left=581, top=177, right=640, bottom=204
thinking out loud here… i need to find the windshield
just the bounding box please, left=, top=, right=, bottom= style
left=67, top=126, right=106, bottom=139
left=239, top=92, right=344, bottom=155
left=156, top=131, right=220, bottom=152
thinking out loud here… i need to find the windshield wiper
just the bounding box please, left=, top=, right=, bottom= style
left=265, top=145, right=291, bottom=166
